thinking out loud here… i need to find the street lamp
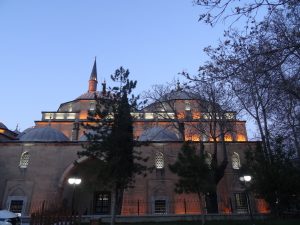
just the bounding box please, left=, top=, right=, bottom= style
left=239, top=175, right=252, bottom=182
left=239, top=175, right=255, bottom=225
left=68, top=177, right=82, bottom=214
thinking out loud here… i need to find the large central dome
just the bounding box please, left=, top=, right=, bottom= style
left=76, top=91, right=104, bottom=100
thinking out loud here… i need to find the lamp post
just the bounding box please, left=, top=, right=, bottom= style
left=68, top=177, right=82, bottom=214
left=239, top=175, right=255, bottom=225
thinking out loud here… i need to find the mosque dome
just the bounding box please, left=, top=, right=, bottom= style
left=0, top=122, right=7, bottom=129
left=160, top=90, right=198, bottom=101
left=20, top=126, right=69, bottom=142
left=79, top=130, right=95, bottom=141
left=138, top=126, right=181, bottom=142
left=76, top=91, right=103, bottom=100
left=17, top=127, right=35, bottom=139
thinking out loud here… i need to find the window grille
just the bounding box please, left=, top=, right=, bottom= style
left=90, top=101, right=95, bottom=111
left=232, top=152, right=241, bottom=170
left=155, top=152, right=164, bottom=169
left=94, top=192, right=111, bottom=214
left=234, top=193, right=248, bottom=213
left=206, top=153, right=212, bottom=168
left=185, top=100, right=191, bottom=111
left=68, top=103, right=72, bottom=112
left=9, top=200, right=23, bottom=213
left=154, top=200, right=166, bottom=214
left=19, top=152, right=30, bottom=169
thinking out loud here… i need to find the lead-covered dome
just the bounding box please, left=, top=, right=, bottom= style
left=0, top=122, right=7, bottom=129
left=17, top=127, right=34, bottom=139
left=20, top=126, right=69, bottom=142
left=76, top=91, right=103, bottom=100
left=139, top=126, right=181, bottom=142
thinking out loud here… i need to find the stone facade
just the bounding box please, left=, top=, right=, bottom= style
left=0, top=60, right=269, bottom=216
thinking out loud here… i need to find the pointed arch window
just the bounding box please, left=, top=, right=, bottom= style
left=89, top=101, right=95, bottom=111
left=206, top=152, right=213, bottom=168
left=19, top=151, right=30, bottom=168
left=232, top=152, right=241, bottom=170
left=155, top=152, right=164, bottom=169
left=185, top=100, right=191, bottom=111
left=68, top=103, right=73, bottom=112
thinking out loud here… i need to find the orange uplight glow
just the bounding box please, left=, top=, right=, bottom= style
left=224, top=134, right=233, bottom=142
left=236, top=134, right=246, bottom=142
left=185, top=134, right=200, bottom=142
left=0, top=129, right=4, bottom=134
left=222, top=207, right=231, bottom=214
left=192, top=112, right=201, bottom=119
left=174, top=199, right=202, bottom=214
left=191, top=134, right=200, bottom=141
left=121, top=199, right=146, bottom=215
left=79, top=111, right=88, bottom=119
left=256, top=199, right=270, bottom=214
left=177, top=112, right=185, bottom=119
left=209, top=137, right=219, bottom=142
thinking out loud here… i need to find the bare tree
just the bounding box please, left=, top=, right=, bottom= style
left=143, top=78, right=239, bottom=212
left=193, top=0, right=299, bottom=26
left=195, top=6, right=300, bottom=158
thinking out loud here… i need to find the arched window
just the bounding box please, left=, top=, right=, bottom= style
left=19, top=151, right=30, bottom=168
left=232, top=152, right=241, bottom=170
left=89, top=101, right=95, bottom=111
left=206, top=152, right=212, bottom=168
left=185, top=100, right=191, bottom=111
left=155, top=152, right=164, bottom=169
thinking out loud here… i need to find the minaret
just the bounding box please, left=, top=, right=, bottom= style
left=88, top=58, right=98, bottom=92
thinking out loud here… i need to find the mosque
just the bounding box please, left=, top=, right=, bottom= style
left=0, top=60, right=269, bottom=216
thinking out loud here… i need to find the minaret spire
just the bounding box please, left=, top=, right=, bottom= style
left=88, top=57, right=98, bottom=92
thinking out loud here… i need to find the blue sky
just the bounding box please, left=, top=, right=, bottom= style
left=0, top=0, right=257, bottom=137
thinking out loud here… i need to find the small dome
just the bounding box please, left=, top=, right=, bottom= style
left=139, top=126, right=181, bottom=142
left=79, top=131, right=95, bottom=141
left=0, top=122, right=7, bottom=129
left=20, top=126, right=69, bottom=142
left=17, top=127, right=34, bottom=138
left=79, top=129, right=107, bottom=141
left=13, top=129, right=21, bottom=135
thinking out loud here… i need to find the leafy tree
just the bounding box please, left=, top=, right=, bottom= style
left=169, top=142, right=213, bottom=223
left=78, top=67, right=147, bottom=225
left=245, top=139, right=300, bottom=215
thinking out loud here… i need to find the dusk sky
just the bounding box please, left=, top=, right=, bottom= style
left=0, top=1, right=257, bottom=139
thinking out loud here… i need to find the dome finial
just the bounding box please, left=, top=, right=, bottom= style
left=48, top=114, right=52, bottom=127
left=176, top=79, right=181, bottom=91
left=15, top=123, right=20, bottom=132
left=102, top=79, right=106, bottom=96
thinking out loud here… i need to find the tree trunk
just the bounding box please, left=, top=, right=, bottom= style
left=110, top=186, right=117, bottom=225
left=220, top=126, right=228, bottom=162
left=116, top=188, right=124, bottom=215
left=197, top=192, right=206, bottom=225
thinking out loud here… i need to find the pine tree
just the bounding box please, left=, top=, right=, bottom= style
left=169, top=142, right=214, bottom=212
left=78, top=67, right=147, bottom=225
left=245, top=140, right=300, bottom=215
